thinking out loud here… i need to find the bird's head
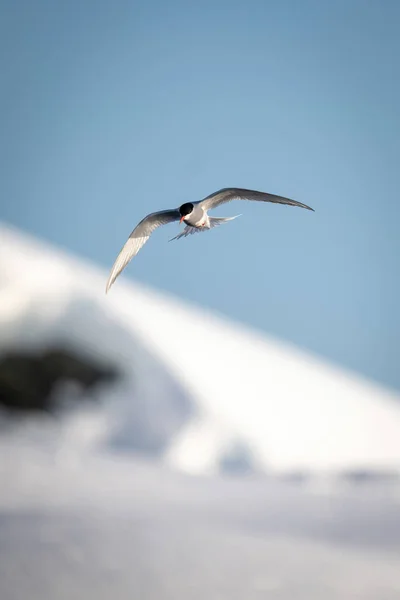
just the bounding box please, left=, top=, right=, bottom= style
left=178, top=202, right=194, bottom=223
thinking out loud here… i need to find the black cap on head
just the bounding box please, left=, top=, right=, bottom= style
left=179, top=203, right=194, bottom=217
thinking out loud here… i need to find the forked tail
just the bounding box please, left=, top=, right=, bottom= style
left=209, top=215, right=241, bottom=228
left=169, top=215, right=241, bottom=242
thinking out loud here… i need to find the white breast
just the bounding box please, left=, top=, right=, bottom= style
left=187, top=206, right=208, bottom=227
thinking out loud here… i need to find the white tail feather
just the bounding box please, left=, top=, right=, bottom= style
left=169, top=215, right=241, bottom=242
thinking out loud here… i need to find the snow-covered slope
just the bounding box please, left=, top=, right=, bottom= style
left=1, top=222, right=400, bottom=476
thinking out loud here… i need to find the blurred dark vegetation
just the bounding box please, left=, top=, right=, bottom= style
left=0, top=346, right=118, bottom=414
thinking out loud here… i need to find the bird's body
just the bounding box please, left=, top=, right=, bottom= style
left=106, top=187, right=314, bottom=293
left=183, top=203, right=207, bottom=227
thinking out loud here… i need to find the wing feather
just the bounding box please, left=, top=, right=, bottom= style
left=106, top=209, right=180, bottom=293
left=199, top=187, right=314, bottom=212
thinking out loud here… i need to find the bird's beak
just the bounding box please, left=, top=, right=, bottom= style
left=180, top=216, right=185, bottom=223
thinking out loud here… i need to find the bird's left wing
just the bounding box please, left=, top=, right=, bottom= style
left=199, top=187, right=314, bottom=212
left=106, top=209, right=180, bottom=293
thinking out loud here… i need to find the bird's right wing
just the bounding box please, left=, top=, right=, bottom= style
left=106, top=209, right=180, bottom=293
left=199, top=187, right=314, bottom=212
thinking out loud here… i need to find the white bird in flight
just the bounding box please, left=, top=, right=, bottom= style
left=106, top=187, right=314, bottom=293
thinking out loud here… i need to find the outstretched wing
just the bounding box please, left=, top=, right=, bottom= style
left=199, top=187, right=314, bottom=212
left=106, top=209, right=180, bottom=293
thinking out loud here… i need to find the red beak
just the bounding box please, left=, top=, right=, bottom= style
left=180, top=216, right=185, bottom=223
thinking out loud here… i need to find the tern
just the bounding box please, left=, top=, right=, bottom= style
left=106, top=187, right=314, bottom=293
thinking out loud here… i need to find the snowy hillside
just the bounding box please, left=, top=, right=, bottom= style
left=1, top=222, right=400, bottom=477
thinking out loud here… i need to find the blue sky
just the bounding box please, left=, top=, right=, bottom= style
left=1, top=0, right=399, bottom=390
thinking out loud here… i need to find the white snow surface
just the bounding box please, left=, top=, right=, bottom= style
left=0, top=222, right=400, bottom=476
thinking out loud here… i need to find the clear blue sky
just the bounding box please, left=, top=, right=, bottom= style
left=1, top=0, right=399, bottom=391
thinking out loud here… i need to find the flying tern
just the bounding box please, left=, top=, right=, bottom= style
left=106, top=187, right=314, bottom=293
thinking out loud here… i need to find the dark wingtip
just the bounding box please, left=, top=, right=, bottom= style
left=289, top=199, right=314, bottom=211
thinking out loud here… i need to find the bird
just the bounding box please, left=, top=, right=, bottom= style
left=105, top=187, right=314, bottom=293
